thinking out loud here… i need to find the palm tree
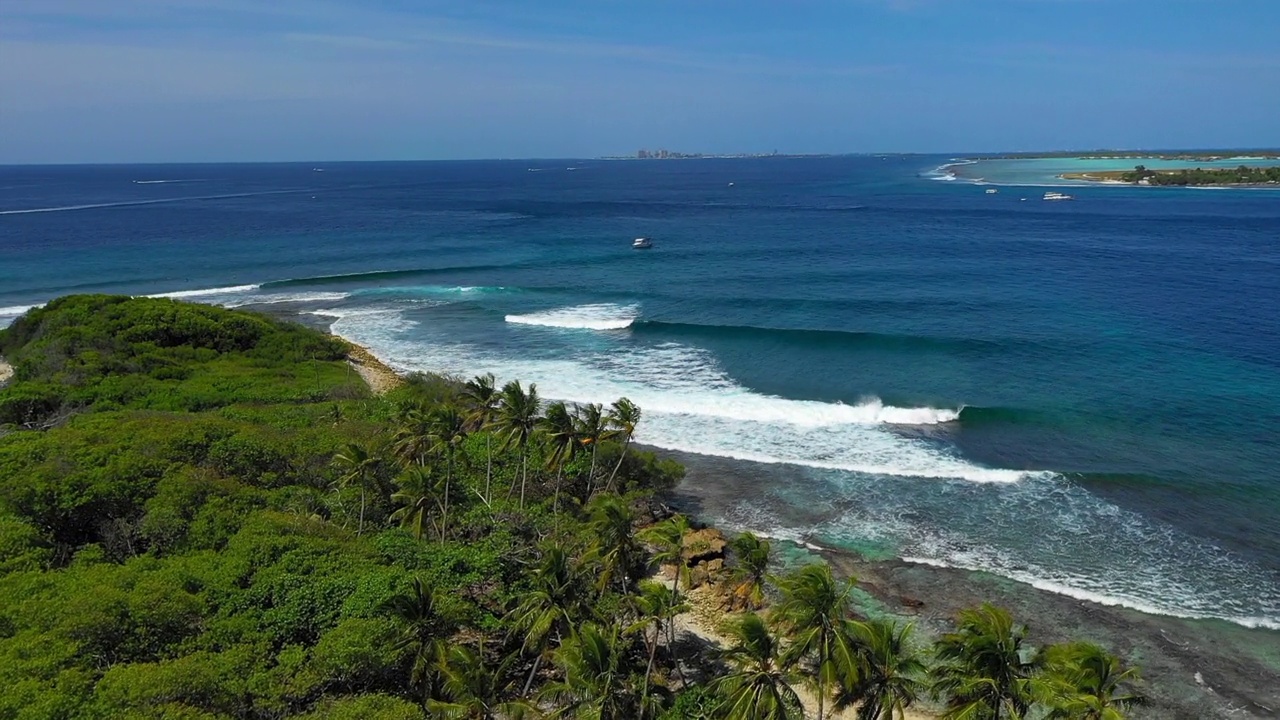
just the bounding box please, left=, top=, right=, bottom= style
left=383, top=577, right=456, bottom=700
left=727, top=532, right=771, bottom=611
left=573, top=402, right=611, bottom=499
left=711, top=613, right=804, bottom=720
left=391, top=402, right=434, bottom=467
left=390, top=465, right=443, bottom=540
left=605, top=397, right=641, bottom=493
left=930, top=603, right=1042, bottom=720
left=496, top=380, right=540, bottom=509
left=429, top=643, right=530, bottom=719
left=1041, top=642, right=1143, bottom=720
left=333, top=443, right=380, bottom=536
left=507, top=545, right=590, bottom=697
left=587, top=494, right=641, bottom=594
left=541, top=622, right=647, bottom=720
left=627, top=580, right=687, bottom=719
left=462, top=373, right=500, bottom=505
left=638, top=514, right=692, bottom=666
left=429, top=405, right=467, bottom=541
left=833, top=619, right=927, bottom=720
left=772, top=563, right=856, bottom=720
left=539, top=401, right=579, bottom=518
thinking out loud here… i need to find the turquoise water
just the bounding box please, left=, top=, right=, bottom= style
left=1, top=157, right=1278, bottom=629
left=939, top=155, right=1280, bottom=186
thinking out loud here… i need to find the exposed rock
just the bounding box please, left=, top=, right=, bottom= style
left=682, top=527, right=727, bottom=564
left=899, top=594, right=926, bottom=611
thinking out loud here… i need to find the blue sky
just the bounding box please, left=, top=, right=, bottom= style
left=2, top=0, right=1278, bottom=163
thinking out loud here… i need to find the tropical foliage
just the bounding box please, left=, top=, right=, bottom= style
left=0, top=296, right=1143, bottom=719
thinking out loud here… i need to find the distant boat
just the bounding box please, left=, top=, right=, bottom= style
left=985, top=188, right=999, bottom=194
left=1043, top=191, right=1074, bottom=201
left=728, top=182, right=735, bottom=187
left=632, top=237, right=653, bottom=249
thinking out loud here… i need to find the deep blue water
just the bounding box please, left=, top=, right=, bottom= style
left=2, top=157, right=1278, bottom=628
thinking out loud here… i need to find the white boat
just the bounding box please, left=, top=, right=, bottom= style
left=632, top=237, right=653, bottom=249
left=985, top=188, right=999, bottom=194
left=1043, top=191, right=1074, bottom=201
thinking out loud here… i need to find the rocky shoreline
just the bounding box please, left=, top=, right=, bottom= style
left=317, top=314, right=1279, bottom=719
left=660, top=450, right=1280, bottom=720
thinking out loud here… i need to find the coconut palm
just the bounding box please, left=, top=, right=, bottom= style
left=930, top=603, right=1042, bottom=720
left=574, top=402, right=612, bottom=499
left=333, top=443, right=381, bottom=536
left=429, top=643, right=531, bottom=719
left=604, top=397, right=641, bottom=493
left=507, top=545, right=590, bottom=697
left=712, top=613, right=804, bottom=720
left=390, top=402, right=435, bottom=467
left=540, top=622, right=648, bottom=720
left=429, top=405, right=467, bottom=541
left=1041, top=642, right=1143, bottom=720
left=627, top=580, right=686, bottom=719
left=390, top=465, right=444, bottom=540
left=772, top=563, right=857, bottom=720
left=833, top=619, right=927, bottom=720
left=587, top=494, right=642, bottom=594
left=638, top=514, right=692, bottom=659
left=383, top=577, right=456, bottom=699
left=462, top=373, right=500, bottom=504
left=540, top=400, right=579, bottom=518
left=727, top=532, right=771, bottom=611
left=496, top=380, right=541, bottom=509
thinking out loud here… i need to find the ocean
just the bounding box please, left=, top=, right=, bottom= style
left=2, top=157, right=1278, bottom=632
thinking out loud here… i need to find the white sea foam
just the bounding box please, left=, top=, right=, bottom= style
left=221, top=291, right=351, bottom=307
left=0, top=304, right=40, bottom=317
left=132, top=179, right=207, bottom=184
left=506, top=303, right=638, bottom=331
left=318, top=302, right=1280, bottom=628
left=147, top=284, right=261, bottom=299
left=0, top=304, right=40, bottom=329
left=331, top=309, right=1022, bottom=484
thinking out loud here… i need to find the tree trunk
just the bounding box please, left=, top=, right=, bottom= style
left=587, top=444, right=599, bottom=498
left=817, top=677, right=825, bottom=720
left=484, top=434, right=492, bottom=504
left=666, top=593, right=687, bottom=687
left=441, top=453, right=451, bottom=542
left=553, top=466, right=562, bottom=531
left=357, top=486, right=366, bottom=536
left=640, top=625, right=659, bottom=719
left=519, top=450, right=528, bottom=509
left=521, top=652, right=542, bottom=697
left=606, top=435, right=631, bottom=493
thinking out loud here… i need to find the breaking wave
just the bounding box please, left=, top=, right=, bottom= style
left=506, top=303, right=638, bottom=331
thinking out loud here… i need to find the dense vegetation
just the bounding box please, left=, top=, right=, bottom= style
left=0, top=296, right=1144, bottom=719
left=1120, top=164, right=1280, bottom=185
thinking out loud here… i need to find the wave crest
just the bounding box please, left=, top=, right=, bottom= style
left=506, top=303, right=638, bottom=331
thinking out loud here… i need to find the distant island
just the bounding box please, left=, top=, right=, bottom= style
left=1062, top=164, right=1280, bottom=187
left=972, top=149, right=1280, bottom=162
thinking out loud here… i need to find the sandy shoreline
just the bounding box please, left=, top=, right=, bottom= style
left=329, top=329, right=1280, bottom=719
left=342, top=341, right=402, bottom=394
